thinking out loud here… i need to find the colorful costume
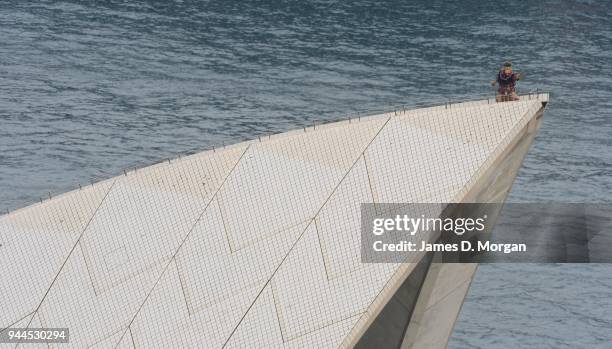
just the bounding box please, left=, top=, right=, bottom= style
left=496, top=70, right=519, bottom=95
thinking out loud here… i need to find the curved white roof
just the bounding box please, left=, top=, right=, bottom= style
left=0, top=95, right=547, bottom=348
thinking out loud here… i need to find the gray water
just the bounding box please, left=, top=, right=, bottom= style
left=1, top=1, right=611, bottom=347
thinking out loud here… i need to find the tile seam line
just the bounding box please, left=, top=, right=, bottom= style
left=18, top=179, right=118, bottom=348
left=285, top=311, right=366, bottom=344
left=221, top=116, right=392, bottom=349
left=129, top=326, right=137, bottom=349
left=1, top=311, right=35, bottom=334
left=112, top=144, right=251, bottom=349
left=84, top=327, right=125, bottom=349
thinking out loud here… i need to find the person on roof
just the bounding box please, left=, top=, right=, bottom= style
left=491, top=61, right=522, bottom=101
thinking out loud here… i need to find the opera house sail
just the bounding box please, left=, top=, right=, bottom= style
left=0, top=93, right=549, bottom=348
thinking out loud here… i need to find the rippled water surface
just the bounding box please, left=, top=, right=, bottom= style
left=2, top=1, right=611, bottom=347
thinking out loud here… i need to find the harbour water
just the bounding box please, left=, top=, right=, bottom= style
left=2, top=1, right=611, bottom=347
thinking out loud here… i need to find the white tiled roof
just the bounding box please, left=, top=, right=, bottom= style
left=0, top=95, right=547, bottom=348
